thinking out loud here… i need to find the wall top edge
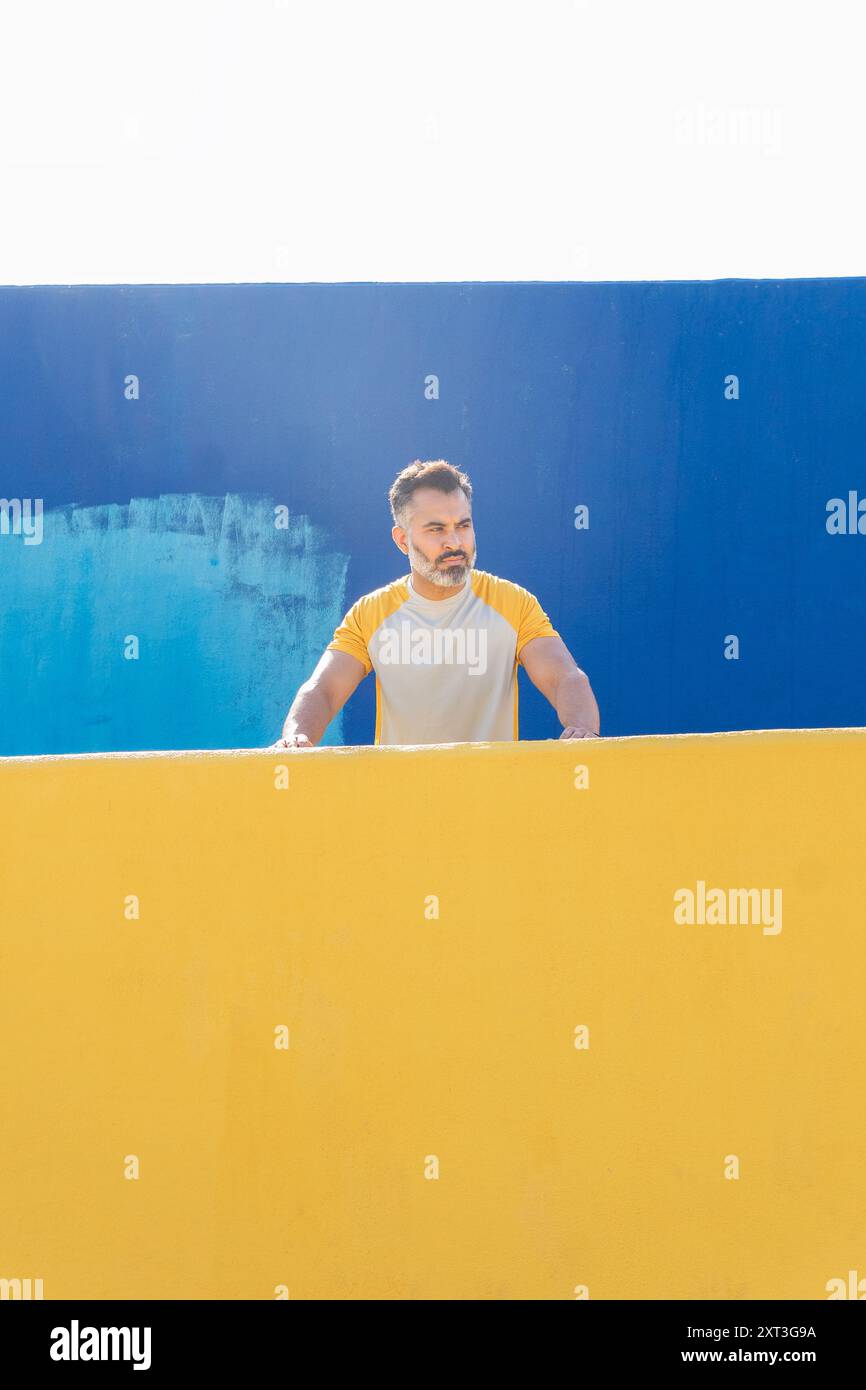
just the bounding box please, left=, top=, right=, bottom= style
left=1, top=726, right=864, bottom=766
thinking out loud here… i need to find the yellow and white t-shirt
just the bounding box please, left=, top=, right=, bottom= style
left=326, top=569, right=559, bottom=744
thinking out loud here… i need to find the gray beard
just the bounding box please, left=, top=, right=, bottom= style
left=408, top=540, right=476, bottom=588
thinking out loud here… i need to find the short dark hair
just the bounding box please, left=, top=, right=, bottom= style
left=388, top=459, right=473, bottom=526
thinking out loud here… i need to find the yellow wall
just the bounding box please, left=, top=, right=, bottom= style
left=1, top=729, right=864, bottom=1300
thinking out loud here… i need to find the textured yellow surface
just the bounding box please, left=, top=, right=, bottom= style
left=1, top=730, right=864, bottom=1300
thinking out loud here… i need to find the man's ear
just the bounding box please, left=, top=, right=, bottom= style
left=391, top=524, right=409, bottom=555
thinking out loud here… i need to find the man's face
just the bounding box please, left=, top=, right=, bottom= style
left=395, top=486, right=476, bottom=587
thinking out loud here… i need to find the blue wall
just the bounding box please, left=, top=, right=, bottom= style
left=1, top=280, right=864, bottom=755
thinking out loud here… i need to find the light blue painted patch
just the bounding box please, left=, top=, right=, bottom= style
left=0, top=494, right=350, bottom=755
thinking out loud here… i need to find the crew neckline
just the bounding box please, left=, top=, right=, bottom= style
left=407, top=571, right=470, bottom=606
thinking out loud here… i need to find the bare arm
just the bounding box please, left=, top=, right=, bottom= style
left=519, top=635, right=600, bottom=739
left=273, top=649, right=368, bottom=748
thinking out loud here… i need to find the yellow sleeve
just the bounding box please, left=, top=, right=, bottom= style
left=516, top=589, right=559, bottom=662
left=326, top=600, right=373, bottom=675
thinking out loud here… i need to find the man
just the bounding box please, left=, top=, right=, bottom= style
left=273, top=459, right=600, bottom=747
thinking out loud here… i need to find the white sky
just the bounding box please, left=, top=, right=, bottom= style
left=1, top=0, right=862, bottom=284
